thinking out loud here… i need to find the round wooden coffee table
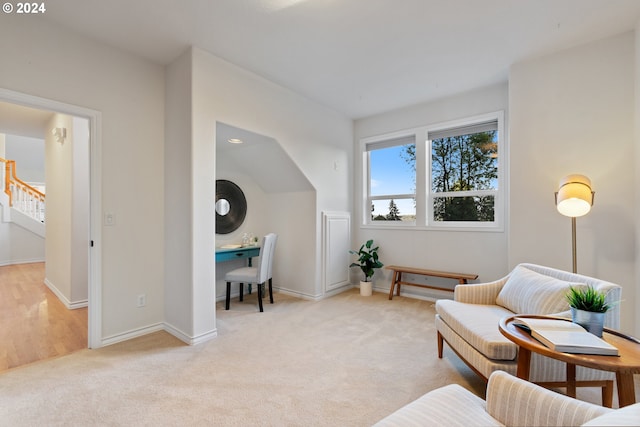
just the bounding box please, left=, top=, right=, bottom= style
left=499, top=315, right=640, bottom=407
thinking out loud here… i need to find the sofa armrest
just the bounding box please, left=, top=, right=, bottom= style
left=454, top=278, right=508, bottom=304
left=486, top=371, right=611, bottom=427
left=374, top=384, right=502, bottom=427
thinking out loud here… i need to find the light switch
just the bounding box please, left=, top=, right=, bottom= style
left=104, top=212, right=116, bottom=226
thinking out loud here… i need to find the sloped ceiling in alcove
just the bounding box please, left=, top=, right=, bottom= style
left=216, top=122, right=314, bottom=193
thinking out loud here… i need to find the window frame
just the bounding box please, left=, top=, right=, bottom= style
left=362, top=131, right=419, bottom=226
left=359, top=111, right=505, bottom=232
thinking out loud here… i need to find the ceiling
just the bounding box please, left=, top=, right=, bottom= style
left=37, top=0, right=640, bottom=119
left=0, top=101, right=53, bottom=139
left=216, top=122, right=313, bottom=193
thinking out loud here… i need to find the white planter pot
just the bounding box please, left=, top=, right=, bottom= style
left=360, top=281, right=373, bottom=296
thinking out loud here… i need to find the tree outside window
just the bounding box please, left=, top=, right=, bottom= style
left=430, top=127, right=498, bottom=222
left=367, top=138, right=416, bottom=223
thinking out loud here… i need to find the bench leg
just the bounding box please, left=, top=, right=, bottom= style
left=388, top=270, right=398, bottom=300
left=396, top=272, right=402, bottom=296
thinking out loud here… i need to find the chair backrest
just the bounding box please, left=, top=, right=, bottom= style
left=267, top=234, right=278, bottom=280
left=256, top=233, right=277, bottom=283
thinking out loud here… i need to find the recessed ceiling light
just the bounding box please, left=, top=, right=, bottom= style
left=228, top=138, right=243, bottom=144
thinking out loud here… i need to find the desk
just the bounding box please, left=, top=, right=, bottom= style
left=499, top=315, right=640, bottom=408
left=385, top=265, right=478, bottom=300
left=215, top=246, right=260, bottom=264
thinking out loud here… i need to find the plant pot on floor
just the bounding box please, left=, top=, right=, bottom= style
left=359, top=281, right=373, bottom=296
left=571, top=307, right=605, bottom=337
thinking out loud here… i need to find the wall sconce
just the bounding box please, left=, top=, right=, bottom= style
left=555, top=174, right=595, bottom=273
left=52, top=127, right=67, bottom=144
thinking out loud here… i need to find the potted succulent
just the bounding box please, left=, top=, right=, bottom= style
left=349, top=239, right=383, bottom=296
left=566, top=285, right=610, bottom=337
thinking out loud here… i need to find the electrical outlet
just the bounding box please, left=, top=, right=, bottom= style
left=137, top=294, right=146, bottom=307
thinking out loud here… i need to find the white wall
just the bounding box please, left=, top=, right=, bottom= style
left=509, top=32, right=636, bottom=334
left=635, top=21, right=640, bottom=337
left=0, top=218, right=45, bottom=266
left=0, top=133, right=45, bottom=266
left=213, top=169, right=317, bottom=299
left=5, top=135, right=45, bottom=183
left=71, top=116, right=90, bottom=303
left=0, top=16, right=165, bottom=343
left=353, top=83, right=510, bottom=295
left=164, top=47, right=353, bottom=342
left=164, top=49, right=193, bottom=341
left=0, top=133, right=44, bottom=266
left=45, top=113, right=73, bottom=302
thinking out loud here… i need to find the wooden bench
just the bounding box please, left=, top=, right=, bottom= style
left=385, top=265, right=478, bottom=300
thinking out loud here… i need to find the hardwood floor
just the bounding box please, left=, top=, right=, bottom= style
left=0, top=262, right=87, bottom=372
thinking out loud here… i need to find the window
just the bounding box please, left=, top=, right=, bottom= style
left=429, top=119, right=498, bottom=223
left=361, top=112, right=504, bottom=230
left=365, top=135, right=416, bottom=223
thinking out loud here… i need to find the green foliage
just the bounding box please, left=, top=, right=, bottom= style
left=566, top=286, right=610, bottom=313
left=349, top=239, right=384, bottom=282
left=386, top=199, right=401, bottom=220
left=430, top=131, right=498, bottom=221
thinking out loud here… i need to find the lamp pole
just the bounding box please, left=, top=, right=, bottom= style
left=571, top=216, right=577, bottom=273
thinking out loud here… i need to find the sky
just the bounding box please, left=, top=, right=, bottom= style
left=370, top=144, right=415, bottom=217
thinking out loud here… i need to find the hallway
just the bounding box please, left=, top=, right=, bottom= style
left=0, top=262, right=87, bottom=372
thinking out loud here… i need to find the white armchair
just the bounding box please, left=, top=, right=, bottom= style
left=374, top=371, right=640, bottom=427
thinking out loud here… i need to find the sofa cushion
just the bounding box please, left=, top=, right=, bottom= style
left=496, top=265, right=584, bottom=315
left=436, top=300, right=517, bottom=360
left=581, top=403, right=640, bottom=426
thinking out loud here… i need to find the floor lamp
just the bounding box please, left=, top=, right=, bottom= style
left=555, top=174, right=595, bottom=273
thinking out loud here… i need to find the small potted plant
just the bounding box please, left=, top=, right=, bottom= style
left=566, top=285, right=610, bottom=337
left=349, top=239, right=383, bottom=296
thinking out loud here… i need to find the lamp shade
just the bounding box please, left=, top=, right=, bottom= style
left=556, top=174, right=594, bottom=217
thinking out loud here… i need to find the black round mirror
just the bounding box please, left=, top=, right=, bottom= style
left=215, top=180, right=247, bottom=234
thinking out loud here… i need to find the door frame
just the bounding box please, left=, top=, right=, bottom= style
left=0, top=87, right=103, bottom=349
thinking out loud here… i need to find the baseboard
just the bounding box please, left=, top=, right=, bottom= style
left=44, top=278, right=88, bottom=309
left=164, top=323, right=217, bottom=345
left=376, top=285, right=444, bottom=303
left=215, top=286, right=324, bottom=302
left=101, top=323, right=165, bottom=347
left=0, top=258, right=45, bottom=267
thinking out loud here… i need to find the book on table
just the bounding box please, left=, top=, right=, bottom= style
left=512, top=317, right=619, bottom=356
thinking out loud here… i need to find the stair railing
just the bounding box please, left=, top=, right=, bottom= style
left=0, top=157, right=46, bottom=222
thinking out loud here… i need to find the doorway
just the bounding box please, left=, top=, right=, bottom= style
left=0, top=88, right=102, bottom=352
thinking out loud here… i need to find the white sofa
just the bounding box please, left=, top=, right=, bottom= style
left=374, top=371, right=640, bottom=426
left=435, top=263, right=622, bottom=402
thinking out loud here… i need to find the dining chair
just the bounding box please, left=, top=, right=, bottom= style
left=225, top=233, right=277, bottom=312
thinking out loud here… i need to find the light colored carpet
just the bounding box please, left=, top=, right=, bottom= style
left=0, top=289, right=629, bottom=426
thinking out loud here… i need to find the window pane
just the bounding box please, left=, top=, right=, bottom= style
left=433, top=195, right=495, bottom=222
left=370, top=144, right=415, bottom=196
left=431, top=131, right=498, bottom=193
left=371, top=198, right=416, bottom=222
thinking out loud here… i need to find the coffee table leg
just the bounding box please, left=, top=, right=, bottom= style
left=616, top=372, right=636, bottom=407
left=516, top=347, right=531, bottom=379
left=602, top=380, right=613, bottom=408
left=566, top=363, right=576, bottom=398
